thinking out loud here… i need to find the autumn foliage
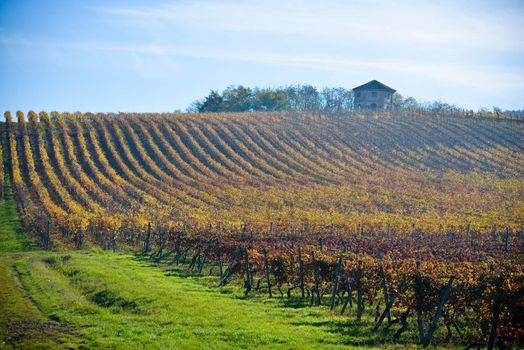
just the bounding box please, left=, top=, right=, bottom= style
left=2, top=110, right=523, bottom=346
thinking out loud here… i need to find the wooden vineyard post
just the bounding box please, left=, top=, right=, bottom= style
left=263, top=249, right=272, bottom=297
left=386, top=223, right=390, bottom=237
left=189, top=249, right=199, bottom=271
left=412, top=258, right=456, bottom=347
left=244, top=247, right=252, bottom=296
left=415, top=260, right=425, bottom=344
left=340, top=276, right=352, bottom=315
left=193, top=249, right=201, bottom=272
left=143, top=222, right=152, bottom=254
left=173, top=237, right=181, bottom=265
left=378, top=265, right=391, bottom=323
left=374, top=289, right=401, bottom=331
left=466, top=223, right=471, bottom=243
left=411, top=223, right=416, bottom=242
left=181, top=247, right=188, bottom=265
left=95, top=222, right=102, bottom=246
left=330, top=255, right=343, bottom=310
left=198, top=252, right=205, bottom=274
left=217, top=242, right=223, bottom=277
left=298, top=246, right=305, bottom=299
left=76, top=226, right=83, bottom=250
left=111, top=230, right=117, bottom=252
left=487, top=273, right=504, bottom=350
left=198, top=241, right=211, bottom=274
left=159, top=228, right=166, bottom=258
left=356, top=260, right=364, bottom=321
left=312, top=251, right=321, bottom=305
left=422, top=276, right=455, bottom=347
left=374, top=278, right=404, bottom=332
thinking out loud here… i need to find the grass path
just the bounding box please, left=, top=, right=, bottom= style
left=0, top=195, right=72, bottom=349
left=0, top=197, right=33, bottom=254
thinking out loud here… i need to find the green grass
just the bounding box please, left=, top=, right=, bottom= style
left=0, top=197, right=33, bottom=255
left=0, top=195, right=73, bottom=349
left=8, top=250, right=461, bottom=350
left=0, top=194, right=463, bottom=349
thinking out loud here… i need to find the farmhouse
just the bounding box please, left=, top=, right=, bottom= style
left=353, top=80, right=396, bottom=110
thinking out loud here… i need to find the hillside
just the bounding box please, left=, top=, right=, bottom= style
left=3, top=111, right=523, bottom=236
left=1, top=110, right=523, bottom=349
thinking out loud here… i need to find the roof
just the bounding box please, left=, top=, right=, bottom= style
left=352, top=80, right=396, bottom=92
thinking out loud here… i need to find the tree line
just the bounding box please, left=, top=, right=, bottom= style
left=186, top=85, right=522, bottom=120
left=187, top=85, right=420, bottom=114
left=186, top=85, right=447, bottom=114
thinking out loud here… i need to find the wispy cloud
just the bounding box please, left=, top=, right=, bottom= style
left=2, top=34, right=522, bottom=92
left=101, top=0, right=524, bottom=51
left=89, top=0, right=524, bottom=93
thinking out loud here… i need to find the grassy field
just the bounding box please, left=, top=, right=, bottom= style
left=0, top=191, right=468, bottom=349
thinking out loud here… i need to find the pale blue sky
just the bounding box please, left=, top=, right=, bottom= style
left=1, top=0, right=523, bottom=113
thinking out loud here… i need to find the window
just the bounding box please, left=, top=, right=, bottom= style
left=356, top=92, right=361, bottom=98
left=371, top=91, right=377, bottom=97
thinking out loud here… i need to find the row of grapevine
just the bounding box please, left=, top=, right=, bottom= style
left=134, top=221, right=523, bottom=348
left=1, top=109, right=522, bottom=347
left=4, top=111, right=522, bottom=239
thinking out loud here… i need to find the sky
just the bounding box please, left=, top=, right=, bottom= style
left=1, top=0, right=523, bottom=114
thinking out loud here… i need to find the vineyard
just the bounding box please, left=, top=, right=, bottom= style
left=1, top=110, right=523, bottom=348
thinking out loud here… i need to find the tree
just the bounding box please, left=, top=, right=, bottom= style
left=185, top=85, right=473, bottom=115
left=198, top=90, right=225, bottom=112
left=492, top=106, right=502, bottom=118
left=402, top=97, right=420, bottom=110
left=222, top=85, right=254, bottom=112
left=428, top=101, right=457, bottom=113
left=286, top=85, right=321, bottom=112
left=321, top=87, right=353, bottom=114
left=253, top=88, right=289, bottom=111
left=391, top=93, right=404, bottom=110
